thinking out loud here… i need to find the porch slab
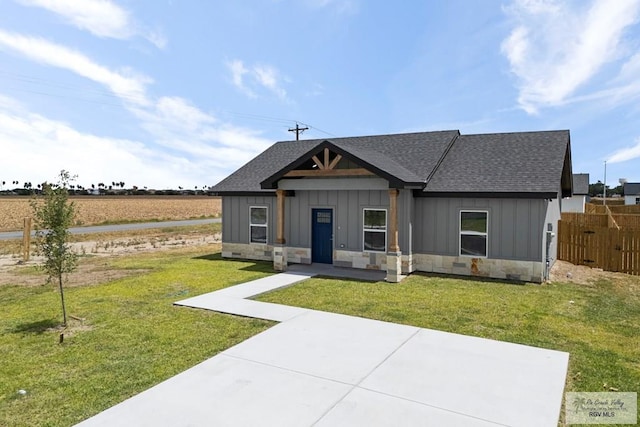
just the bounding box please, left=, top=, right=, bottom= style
left=288, top=262, right=387, bottom=281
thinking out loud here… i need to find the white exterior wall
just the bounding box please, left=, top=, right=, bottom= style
left=624, top=195, right=640, bottom=205
left=561, top=195, right=586, bottom=213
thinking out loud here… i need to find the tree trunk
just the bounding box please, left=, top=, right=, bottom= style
left=58, top=274, right=67, bottom=327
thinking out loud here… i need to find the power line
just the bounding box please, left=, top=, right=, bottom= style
left=0, top=69, right=337, bottom=138
left=288, top=123, right=309, bottom=140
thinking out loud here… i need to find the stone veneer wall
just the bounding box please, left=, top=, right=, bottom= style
left=333, top=250, right=387, bottom=270
left=221, top=242, right=273, bottom=262
left=286, top=247, right=311, bottom=264
left=412, top=253, right=544, bottom=283
left=401, top=254, right=414, bottom=274
left=220, top=243, right=543, bottom=282
left=221, top=243, right=311, bottom=266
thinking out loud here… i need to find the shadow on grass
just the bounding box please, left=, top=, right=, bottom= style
left=9, top=318, right=61, bottom=334
left=410, top=271, right=531, bottom=286
left=192, top=253, right=223, bottom=261
left=192, top=252, right=274, bottom=273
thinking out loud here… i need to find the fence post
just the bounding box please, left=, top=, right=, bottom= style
left=23, top=217, right=32, bottom=262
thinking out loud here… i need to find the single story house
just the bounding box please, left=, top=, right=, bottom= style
left=623, top=182, right=640, bottom=205
left=211, top=130, right=573, bottom=283
left=562, top=173, right=589, bottom=213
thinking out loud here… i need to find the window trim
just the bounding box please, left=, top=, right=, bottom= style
left=249, top=206, right=268, bottom=244
left=459, top=209, right=488, bottom=258
left=363, top=208, right=387, bottom=253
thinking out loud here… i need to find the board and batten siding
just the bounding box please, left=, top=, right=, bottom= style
left=285, top=189, right=394, bottom=251
left=413, top=197, right=548, bottom=262
left=222, top=189, right=415, bottom=252
left=222, top=196, right=277, bottom=244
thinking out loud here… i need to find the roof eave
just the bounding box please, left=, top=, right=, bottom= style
left=415, top=191, right=559, bottom=199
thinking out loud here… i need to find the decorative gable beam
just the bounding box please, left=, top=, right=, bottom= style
left=283, top=168, right=375, bottom=177
left=328, top=154, right=342, bottom=170
left=311, top=155, right=325, bottom=169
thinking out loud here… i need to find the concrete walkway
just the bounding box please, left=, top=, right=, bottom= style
left=77, top=268, right=570, bottom=427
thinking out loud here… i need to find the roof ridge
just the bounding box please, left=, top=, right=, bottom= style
left=462, top=129, right=569, bottom=137
left=273, top=129, right=460, bottom=144
left=425, top=131, right=460, bottom=184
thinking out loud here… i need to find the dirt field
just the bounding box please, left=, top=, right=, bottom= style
left=0, top=224, right=222, bottom=286
left=0, top=196, right=221, bottom=231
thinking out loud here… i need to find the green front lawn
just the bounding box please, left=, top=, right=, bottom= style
left=2, top=247, right=638, bottom=426
left=256, top=273, right=640, bottom=411
left=0, top=247, right=273, bottom=427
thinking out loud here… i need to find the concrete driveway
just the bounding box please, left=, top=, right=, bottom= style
left=76, top=270, right=569, bottom=427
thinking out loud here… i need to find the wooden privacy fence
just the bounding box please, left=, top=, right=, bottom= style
left=586, top=203, right=640, bottom=215
left=558, top=221, right=640, bottom=275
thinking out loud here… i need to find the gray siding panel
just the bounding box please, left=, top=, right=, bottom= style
left=347, top=190, right=359, bottom=248
left=414, top=197, right=546, bottom=262
left=221, top=196, right=276, bottom=244
left=245, top=189, right=391, bottom=252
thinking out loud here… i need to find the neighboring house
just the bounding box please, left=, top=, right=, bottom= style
left=623, top=182, right=640, bottom=205
left=211, top=130, right=573, bottom=283
left=562, top=173, right=589, bottom=213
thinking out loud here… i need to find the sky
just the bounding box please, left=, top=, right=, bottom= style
left=0, top=0, right=639, bottom=191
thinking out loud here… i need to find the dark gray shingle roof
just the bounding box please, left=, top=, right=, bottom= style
left=572, top=173, right=589, bottom=195
left=211, top=129, right=572, bottom=197
left=212, top=131, right=459, bottom=193
left=423, top=130, right=571, bottom=195
left=624, top=182, right=640, bottom=196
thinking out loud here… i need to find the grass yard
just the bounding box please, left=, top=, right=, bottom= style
left=0, top=246, right=273, bottom=427
left=257, top=273, right=640, bottom=421
left=2, top=239, right=639, bottom=426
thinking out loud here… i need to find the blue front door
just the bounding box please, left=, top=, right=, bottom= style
left=312, top=209, right=333, bottom=264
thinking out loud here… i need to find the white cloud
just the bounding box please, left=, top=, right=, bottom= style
left=608, top=137, right=640, bottom=163
left=226, top=59, right=289, bottom=101
left=254, top=65, right=287, bottom=100
left=0, top=93, right=272, bottom=188
left=0, top=29, right=152, bottom=105
left=0, top=95, right=185, bottom=188
left=17, top=0, right=166, bottom=48
left=132, top=96, right=272, bottom=169
left=226, top=59, right=256, bottom=98
left=0, top=32, right=273, bottom=187
left=501, top=0, right=640, bottom=113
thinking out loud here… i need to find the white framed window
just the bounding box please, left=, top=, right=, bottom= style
left=636, top=197, right=640, bottom=205
left=249, top=206, right=268, bottom=244
left=460, top=210, right=488, bottom=257
left=363, top=208, right=387, bottom=252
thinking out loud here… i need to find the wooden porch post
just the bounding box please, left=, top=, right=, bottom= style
left=276, top=189, right=286, bottom=245
left=388, top=189, right=400, bottom=252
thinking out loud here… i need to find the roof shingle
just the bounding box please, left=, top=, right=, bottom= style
left=423, top=130, right=571, bottom=195
left=210, top=129, right=572, bottom=197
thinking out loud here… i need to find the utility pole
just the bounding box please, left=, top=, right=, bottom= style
left=288, top=123, right=308, bottom=141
